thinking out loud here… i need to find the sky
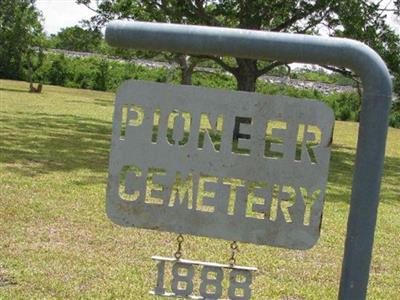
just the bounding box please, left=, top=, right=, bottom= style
left=36, top=0, right=399, bottom=35
left=36, top=0, right=96, bottom=35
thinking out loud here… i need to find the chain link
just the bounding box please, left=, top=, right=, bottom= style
left=174, top=234, right=184, bottom=260
left=229, top=241, right=239, bottom=266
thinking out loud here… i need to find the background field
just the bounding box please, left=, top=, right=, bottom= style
left=0, top=79, right=399, bottom=299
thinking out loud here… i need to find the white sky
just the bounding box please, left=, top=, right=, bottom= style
left=36, top=0, right=399, bottom=35
left=36, top=0, right=96, bottom=35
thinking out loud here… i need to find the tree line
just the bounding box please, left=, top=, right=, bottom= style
left=78, top=0, right=400, bottom=93
left=1, top=0, right=399, bottom=93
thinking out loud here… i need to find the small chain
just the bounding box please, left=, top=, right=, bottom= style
left=229, top=241, right=239, bottom=266
left=174, top=234, right=184, bottom=260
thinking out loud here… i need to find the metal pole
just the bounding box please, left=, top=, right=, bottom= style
left=105, top=21, right=392, bottom=299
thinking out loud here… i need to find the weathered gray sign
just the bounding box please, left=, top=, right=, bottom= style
left=106, top=80, right=334, bottom=249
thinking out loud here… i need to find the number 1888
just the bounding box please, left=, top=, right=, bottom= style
left=150, top=256, right=256, bottom=300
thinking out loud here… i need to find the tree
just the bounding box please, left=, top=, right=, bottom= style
left=0, top=0, right=45, bottom=92
left=25, top=46, right=45, bottom=93
left=77, top=0, right=203, bottom=85
left=391, top=0, right=399, bottom=15
left=79, top=0, right=399, bottom=94
left=331, top=1, right=400, bottom=96
left=50, top=26, right=103, bottom=52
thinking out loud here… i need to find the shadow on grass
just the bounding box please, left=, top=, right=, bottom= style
left=0, top=87, right=30, bottom=94
left=0, top=111, right=112, bottom=177
left=65, top=98, right=113, bottom=107
left=94, top=98, right=114, bottom=107
left=1, top=110, right=398, bottom=203
left=327, top=145, right=399, bottom=204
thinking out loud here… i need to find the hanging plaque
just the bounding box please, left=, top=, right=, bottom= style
left=106, top=80, right=334, bottom=250
left=150, top=256, right=257, bottom=300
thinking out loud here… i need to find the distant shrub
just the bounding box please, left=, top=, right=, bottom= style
left=325, top=93, right=360, bottom=121
left=155, top=72, right=167, bottom=83
left=293, top=69, right=355, bottom=86
left=47, top=54, right=69, bottom=86
left=192, top=72, right=236, bottom=90
left=93, top=58, right=109, bottom=91
left=37, top=53, right=399, bottom=128
left=389, top=101, right=400, bottom=128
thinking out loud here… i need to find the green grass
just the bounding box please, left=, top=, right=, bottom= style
left=0, top=79, right=399, bottom=299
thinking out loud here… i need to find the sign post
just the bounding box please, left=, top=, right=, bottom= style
left=105, top=21, right=392, bottom=299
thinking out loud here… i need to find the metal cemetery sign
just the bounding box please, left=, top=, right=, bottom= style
left=107, top=80, right=334, bottom=249
left=105, top=21, right=392, bottom=299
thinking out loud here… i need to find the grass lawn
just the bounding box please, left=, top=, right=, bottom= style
left=0, top=79, right=399, bottom=299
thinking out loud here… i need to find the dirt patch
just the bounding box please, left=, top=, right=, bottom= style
left=0, top=265, right=16, bottom=287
